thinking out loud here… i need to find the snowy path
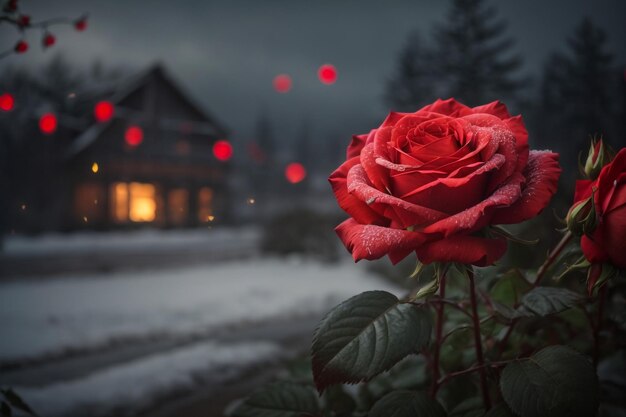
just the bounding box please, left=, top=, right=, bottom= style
left=0, top=258, right=400, bottom=417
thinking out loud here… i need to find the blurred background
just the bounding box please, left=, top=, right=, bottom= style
left=0, top=0, right=625, bottom=416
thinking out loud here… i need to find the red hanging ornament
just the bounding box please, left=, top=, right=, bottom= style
left=18, top=15, right=30, bottom=28
left=75, top=17, right=88, bottom=31
left=39, top=113, right=58, bottom=135
left=94, top=101, right=114, bottom=123
left=125, top=126, right=144, bottom=146
left=213, top=140, right=233, bottom=161
left=43, top=33, right=56, bottom=48
left=14, top=40, right=28, bottom=54
left=318, top=64, right=337, bottom=85
left=285, top=162, right=306, bottom=184
left=0, top=93, right=15, bottom=112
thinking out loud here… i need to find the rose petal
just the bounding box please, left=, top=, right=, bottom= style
left=400, top=154, right=505, bottom=213
left=471, top=100, right=511, bottom=119
left=335, top=218, right=426, bottom=262
left=491, top=150, right=561, bottom=224
left=347, top=164, right=448, bottom=227
left=423, top=172, right=525, bottom=236
left=598, top=149, right=626, bottom=213
left=505, top=115, right=529, bottom=172
left=573, top=179, right=594, bottom=203
left=329, top=157, right=384, bottom=225
left=418, top=98, right=472, bottom=117
left=416, top=235, right=508, bottom=266
left=347, top=133, right=368, bottom=159
left=581, top=234, right=610, bottom=264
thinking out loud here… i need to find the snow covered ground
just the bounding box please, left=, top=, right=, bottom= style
left=0, top=257, right=400, bottom=417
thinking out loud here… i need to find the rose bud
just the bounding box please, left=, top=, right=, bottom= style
left=14, top=40, right=28, bottom=53
left=578, top=148, right=626, bottom=271
left=566, top=195, right=596, bottom=236
left=75, top=17, right=88, bottom=31
left=587, top=263, right=617, bottom=296
left=18, top=14, right=30, bottom=27
left=583, top=138, right=612, bottom=180
left=43, top=33, right=56, bottom=48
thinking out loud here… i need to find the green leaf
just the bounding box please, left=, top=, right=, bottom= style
left=516, top=287, right=583, bottom=317
left=500, top=345, right=599, bottom=417
left=322, top=385, right=356, bottom=417
left=484, top=404, right=517, bottom=417
left=490, top=270, right=531, bottom=306
left=230, top=382, right=320, bottom=417
left=369, top=391, right=446, bottom=417
left=0, top=389, right=37, bottom=417
left=312, top=291, right=431, bottom=392
left=449, top=397, right=484, bottom=417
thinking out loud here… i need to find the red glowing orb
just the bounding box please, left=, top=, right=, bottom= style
left=213, top=140, right=233, bottom=161
left=14, top=40, right=28, bottom=54
left=125, top=126, right=144, bottom=146
left=273, top=74, right=292, bottom=93
left=43, top=34, right=56, bottom=48
left=318, top=64, right=337, bottom=85
left=39, top=113, right=58, bottom=135
left=285, top=162, right=306, bottom=184
left=0, top=93, right=15, bottom=112
left=94, top=101, right=114, bottom=123
left=75, top=18, right=88, bottom=31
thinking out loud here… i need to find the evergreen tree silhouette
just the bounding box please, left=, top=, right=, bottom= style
left=386, top=0, right=524, bottom=110
left=538, top=18, right=616, bottom=172
left=434, top=0, right=523, bottom=106
left=386, top=31, right=435, bottom=110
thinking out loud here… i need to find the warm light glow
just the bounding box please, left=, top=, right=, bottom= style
left=39, top=113, right=57, bottom=135
left=285, top=162, right=307, bottom=184
left=213, top=140, right=233, bottom=161
left=198, top=187, right=213, bottom=221
left=91, top=162, right=99, bottom=173
left=318, top=64, right=337, bottom=84
left=125, top=126, right=144, bottom=146
left=0, top=93, right=15, bottom=112
left=168, top=189, right=189, bottom=225
left=94, top=101, right=114, bottom=123
left=111, top=182, right=157, bottom=222
left=273, top=74, right=292, bottom=93
left=247, top=197, right=256, bottom=205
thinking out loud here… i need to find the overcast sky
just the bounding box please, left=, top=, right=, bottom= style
left=1, top=0, right=625, bottom=156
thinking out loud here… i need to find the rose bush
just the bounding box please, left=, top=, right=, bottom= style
left=330, top=98, right=561, bottom=266
left=574, top=148, right=626, bottom=269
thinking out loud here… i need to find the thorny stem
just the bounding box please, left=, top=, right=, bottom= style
left=498, top=231, right=574, bottom=352
left=468, top=269, right=492, bottom=410
left=592, top=284, right=608, bottom=367
left=437, top=359, right=516, bottom=387
left=430, top=273, right=447, bottom=398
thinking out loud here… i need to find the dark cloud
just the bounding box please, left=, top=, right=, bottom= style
left=2, top=0, right=625, bottom=151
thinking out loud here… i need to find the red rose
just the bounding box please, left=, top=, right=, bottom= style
left=576, top=148, right=626, bottom=269
left=329, top=98, right=561, bottom=266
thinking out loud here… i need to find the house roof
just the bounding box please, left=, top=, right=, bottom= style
left=66, top=64, right=228, bottom=158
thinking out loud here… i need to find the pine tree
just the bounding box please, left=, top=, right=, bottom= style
left=386, top=31, right=435, bottom=110
left=538, top=18, right=617, bottom=171
left=433, top=0, right=523, bottom=106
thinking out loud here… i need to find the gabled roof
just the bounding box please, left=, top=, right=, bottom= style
left=66, top=64, right=228, bottom=158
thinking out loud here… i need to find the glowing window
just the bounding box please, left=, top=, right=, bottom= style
left=198, top=187, right=213, bottom=222
left=110, top=182, right=156, bottom=223
left=168, top=189, right=189, bottom=225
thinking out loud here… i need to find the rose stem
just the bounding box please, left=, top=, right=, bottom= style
left=592, top=283, right=608, bottom=367
left=499, top=231, right=574, bottom=352
left=468, top=268, right=492, bottom=410
left=430, top=272, right=447, bottom=397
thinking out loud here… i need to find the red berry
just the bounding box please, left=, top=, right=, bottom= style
left=18, top=15, right=30, bottom=27
left=4, top=0, right=18, bottom=12
left=75, top=18, right=87, bottom=31
left=43, top=34, right=56, bottom=48
left=14, top=40, right=28, bottom=54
